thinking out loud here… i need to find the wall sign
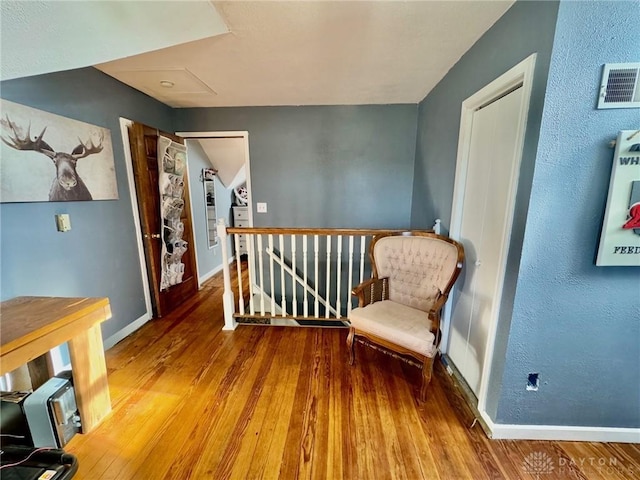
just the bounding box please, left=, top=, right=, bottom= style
left=596, top=129, right=640, bottom=266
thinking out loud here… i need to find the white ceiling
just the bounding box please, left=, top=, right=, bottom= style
left=95, top=1, right=514, bottom=107
left=1, top=1, right=514, bottom=108
left=196, top=137, right=247, bottom=189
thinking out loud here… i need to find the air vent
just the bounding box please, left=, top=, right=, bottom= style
left=598, top=63, right=640, bottom=109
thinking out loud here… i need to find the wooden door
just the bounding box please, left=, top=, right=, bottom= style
left=128, top=122, right=198, bottom=318
left=447, top=86, right=524, bottom=397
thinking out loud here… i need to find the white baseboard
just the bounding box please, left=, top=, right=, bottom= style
left=103, top=313, right=151, bottom=350
left=198, top=255, right=236, bottom=286
left=199, top=263, right=225, bottom=285
left=481, top=411, right=640, bottom=443
left=441, top=356, right=639, bottom=443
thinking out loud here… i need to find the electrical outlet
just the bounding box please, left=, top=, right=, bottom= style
left=257, top=202, right=267, bottom=213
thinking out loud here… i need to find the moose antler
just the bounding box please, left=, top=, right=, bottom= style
left=71, top=132, right=104, bottom=160
left=1, top=115, right=55, bottom=158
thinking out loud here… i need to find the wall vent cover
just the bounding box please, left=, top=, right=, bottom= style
left=598, top=63, right=640, bottom=109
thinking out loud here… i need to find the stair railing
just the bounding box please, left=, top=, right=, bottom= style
left=217, top=222, right=440, bottom=330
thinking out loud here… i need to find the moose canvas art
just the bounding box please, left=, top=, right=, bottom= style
left=0, top=99, right=118, bottom=203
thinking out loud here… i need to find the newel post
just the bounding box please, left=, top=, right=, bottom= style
left=217, top=219, right=237, bottom=330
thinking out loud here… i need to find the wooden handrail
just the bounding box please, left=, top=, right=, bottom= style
left=226, top=227, right=428, bottom=236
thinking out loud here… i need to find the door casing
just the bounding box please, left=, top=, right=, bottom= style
left=176, top=131, right=254, bottom=232
left=120, top=123, right=253, bottom=325
left=444, top=54, right=537, bottom=414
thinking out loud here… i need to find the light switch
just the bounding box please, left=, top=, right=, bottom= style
left=257, top=202, right=268, bottom=213
left=55, top=214, right=71, bottom=232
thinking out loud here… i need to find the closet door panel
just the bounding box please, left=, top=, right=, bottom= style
left=448, top=87, right=524, bottom=397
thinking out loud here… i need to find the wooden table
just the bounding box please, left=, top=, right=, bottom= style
left=0, top=296, right=113, bottom=433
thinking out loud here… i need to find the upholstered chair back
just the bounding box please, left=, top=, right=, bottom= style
left=372, top=235, right=460, bottom=312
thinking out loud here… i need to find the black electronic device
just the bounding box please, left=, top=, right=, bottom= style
left=1, top=371, right=80, bottom=449
left=0, top=445, right=78, bottom=480
left=23, top=374, right=81, bottom=448
left=0, top=391, right=34, bottom=448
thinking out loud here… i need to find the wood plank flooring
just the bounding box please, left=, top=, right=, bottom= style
left=66, top=266, right=640, bottom=479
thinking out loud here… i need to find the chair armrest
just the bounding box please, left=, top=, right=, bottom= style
left=428, top=293, right=448, bottom=341
left=352, top=277, right=389, bottom=307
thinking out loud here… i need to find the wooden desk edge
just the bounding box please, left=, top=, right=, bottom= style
left=0, top=297, right=112, bottom=355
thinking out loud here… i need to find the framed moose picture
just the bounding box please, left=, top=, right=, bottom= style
left=0, top=99, right=118, bottom=203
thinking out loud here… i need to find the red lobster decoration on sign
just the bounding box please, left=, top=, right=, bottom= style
left=623, top=203, right=640, bottom=230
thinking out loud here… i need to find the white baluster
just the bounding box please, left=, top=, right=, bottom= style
left=291, top=235, right=297, bottom=317
left=269, top=234, right=275, bottom=316
left=347, top=236, right=355, bottom=316
left=325, top=235, right=332, bottom=319
left=303, top=235, right=309, bottom=317
left=235, top=233, right=245, bottom=315
left=248, top=234, right=256, bottom=315
left=314, top=235, right=319, bottom=317
left=257, top=234, right=265, bottom=315
left=279, top=234, right=286, bottom=317
left=336, top=235, right=342, bottom=319
left=359, top=236, right=366, bottom=284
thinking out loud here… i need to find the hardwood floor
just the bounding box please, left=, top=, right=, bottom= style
left=66, top=267, right=640, bottom=479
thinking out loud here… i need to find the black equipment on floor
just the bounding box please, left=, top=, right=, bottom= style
left=0, top=445, right=78, bottom=480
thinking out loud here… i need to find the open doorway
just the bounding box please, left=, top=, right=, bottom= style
left=117, top=123, right=253, bottom=340
left=178, top=131, right=253, bottom=285
left=119, top=118, right=253, bottom=328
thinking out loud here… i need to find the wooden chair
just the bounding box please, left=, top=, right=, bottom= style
left=347, top=231, right=464, bottom=401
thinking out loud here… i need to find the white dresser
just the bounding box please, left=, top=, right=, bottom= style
left=232, top=206, right=249, bottom=255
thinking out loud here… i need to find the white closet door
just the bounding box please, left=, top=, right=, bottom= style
left=448, top=86, right=524, bottom=397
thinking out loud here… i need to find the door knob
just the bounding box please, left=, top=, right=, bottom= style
left=475, top=260, right=482, bottom=267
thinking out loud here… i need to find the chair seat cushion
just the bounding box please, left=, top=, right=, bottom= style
left=349, top=300, right=436, bottom=357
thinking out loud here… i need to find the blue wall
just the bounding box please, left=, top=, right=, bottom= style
left=1, top=91, right=418, bottom=340
left=185, top=139, right=233, bottom=280
left=413, top=0, right=639, bottom=429
left=0, top=68, right=174, bottom=340
left=496, top=0, right=640, bottom=428
left=410, top=0, right=559, bottom=232
left=176, top=105, right=418, bottom=229
left=410, top=0, right=560, bottom=419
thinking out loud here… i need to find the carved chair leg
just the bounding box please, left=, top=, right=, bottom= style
left=419, top=356, right=435, bottom=402
left=346, top=327, right=356, bottom=365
